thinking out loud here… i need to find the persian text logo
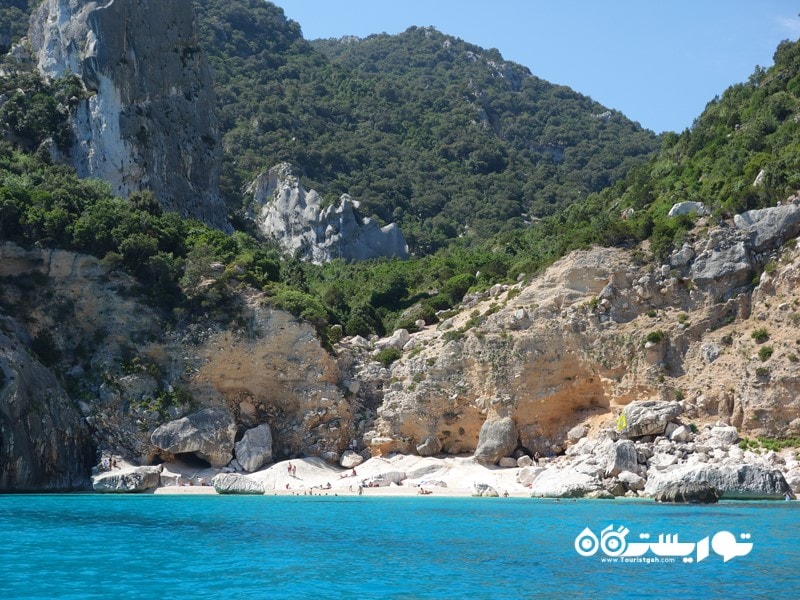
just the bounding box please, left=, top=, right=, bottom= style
left=574, top=524, right=753, bottom=564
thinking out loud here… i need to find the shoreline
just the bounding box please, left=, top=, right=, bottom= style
left=152, top=485, right=527, bottom=498
left=98, top=433, right=797, bottom=501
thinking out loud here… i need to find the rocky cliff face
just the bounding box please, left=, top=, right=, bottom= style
left=0, top=311, right=93, bottom=491
left=0, top=241, right=356, bottom=489
left=247, top=163, right=408, bottom=263
left=4, top=200, right=800, bottom=490
left=351, top=202, right=800, bottom=460
left=27, top=0, right=227, bottom=228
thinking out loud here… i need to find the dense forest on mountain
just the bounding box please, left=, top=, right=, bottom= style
left=0, top=0, right=33, bottom=54
left=2, top=0, right=800, bottom=347
left=513, top=39, right=800, bottom=262
left=194, top=0, right=660, bottom=253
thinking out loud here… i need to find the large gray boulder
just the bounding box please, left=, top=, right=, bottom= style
left=472, top=483, right=499, bottom=497
left=339, top=450, right=364, bottom=469
left=28, top=0, right=227, bottom=228
left=234, top=424, right=273, bottom=473
left=644, top=464, right=790, bottom=500
left=618, top=401, right=683, bottom=439
left=473, top=416, right=518, bottom=465
left=516, top=466, right=546, bottom=486
left=668, top=201, right=709, bottom=218
left=247, top=164, right=408, bottom=263
left=151, top=407, right=238, bottom=468
left=529, top=468, right=603, bottom=498
left=734, top=204, right=800, bottom=252
left=618, top=470, right=645, bottom=492
left=212, top=473, right=265, bottom=495
left=595, top=438, right=639, bottom=477
left=691, top=241, right=753, bottom=289
left=653, top=481, right=720, bottom=504
left=416, top=436, right=442, bottom=457
left=697, top=425, right=739, bottom=448
left=93, top=466, right=162, bottom=493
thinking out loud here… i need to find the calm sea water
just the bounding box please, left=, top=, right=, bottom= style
left=0, top=494, right=798, bottom=599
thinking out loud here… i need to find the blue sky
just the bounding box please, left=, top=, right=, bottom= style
left=273, top=1, right=800, bottom=133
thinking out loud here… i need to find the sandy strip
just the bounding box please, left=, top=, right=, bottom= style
left=153, top=454, right=538, bottom=498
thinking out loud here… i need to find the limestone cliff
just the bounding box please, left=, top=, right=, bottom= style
left=27, top=0, right=227, bottom=228
left=0, top=242, right=356, bottom=489
left=352, top=202, right=800, bottom=460
left=4, top=200, right=800, bottom=489
left=247, top=163, right=408, bottom=263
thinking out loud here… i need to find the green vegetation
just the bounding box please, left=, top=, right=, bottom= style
left=2, top=4, right=800, bottom=355
left=758, top=345, right=774, bottom=361
left=0, top=0, right=35, bottom=54
left=644, top=330, right=664, bottom=345
left=132, top=387, right=197, bottom=422
left=374, top=347, right=402, bottom=367
left=740, top=435, right=800, bottom=452
left=194, top=0, right=659, bottom=253
left=751, top=328, right=770, bottom=343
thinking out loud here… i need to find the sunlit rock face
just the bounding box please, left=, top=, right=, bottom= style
left=247, top=163, right=409, bottom=263
left=28, top=0, right=227, bottom=229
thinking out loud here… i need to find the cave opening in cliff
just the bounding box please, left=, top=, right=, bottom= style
left=173, top=452, right=211, bottom=469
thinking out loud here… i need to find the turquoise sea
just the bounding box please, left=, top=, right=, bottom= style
left=1, top=494, right=798, bottom=599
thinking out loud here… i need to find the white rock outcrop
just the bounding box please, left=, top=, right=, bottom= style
left=234, top=424, right=273, bottom=473
left=93, top=465, right=162, bottom=493
left=528, top=468, right=602, bottom=498
left=247, top=164, right=408, bottom=263
left=668, top=201, right=709, bottom=217
left=340, top=450, right=364, bottom=469
left=212, top=473, right=265, bottom=495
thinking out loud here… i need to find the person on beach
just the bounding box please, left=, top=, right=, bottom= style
left=533, top=451, right=540, bottom=466
left=287, top=463, right=293, bottom=476
left=292, top=464, right=297, bottom=477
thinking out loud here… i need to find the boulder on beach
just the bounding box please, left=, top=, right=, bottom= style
left=93, top=465, right=162, bottom=493
left=653, top=481, right=720, bottom=504
left=595, top=438, right=638, bottom=477
left=234, top=424, right=273, bottom=472
left=416, top=436, right=442, bottom=457
left=473, top=415, right=517, bottom=465
left=644, top=464, right=790, bottom=500
left=151, top=407, right=238, bottom=468
left=340, top=450, right=364, bottom=469
left=212, top=473, right=265, bottom=495
left=529, top=468, right=602, bottom=498
left=472, top=483, right=499, bottom=497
